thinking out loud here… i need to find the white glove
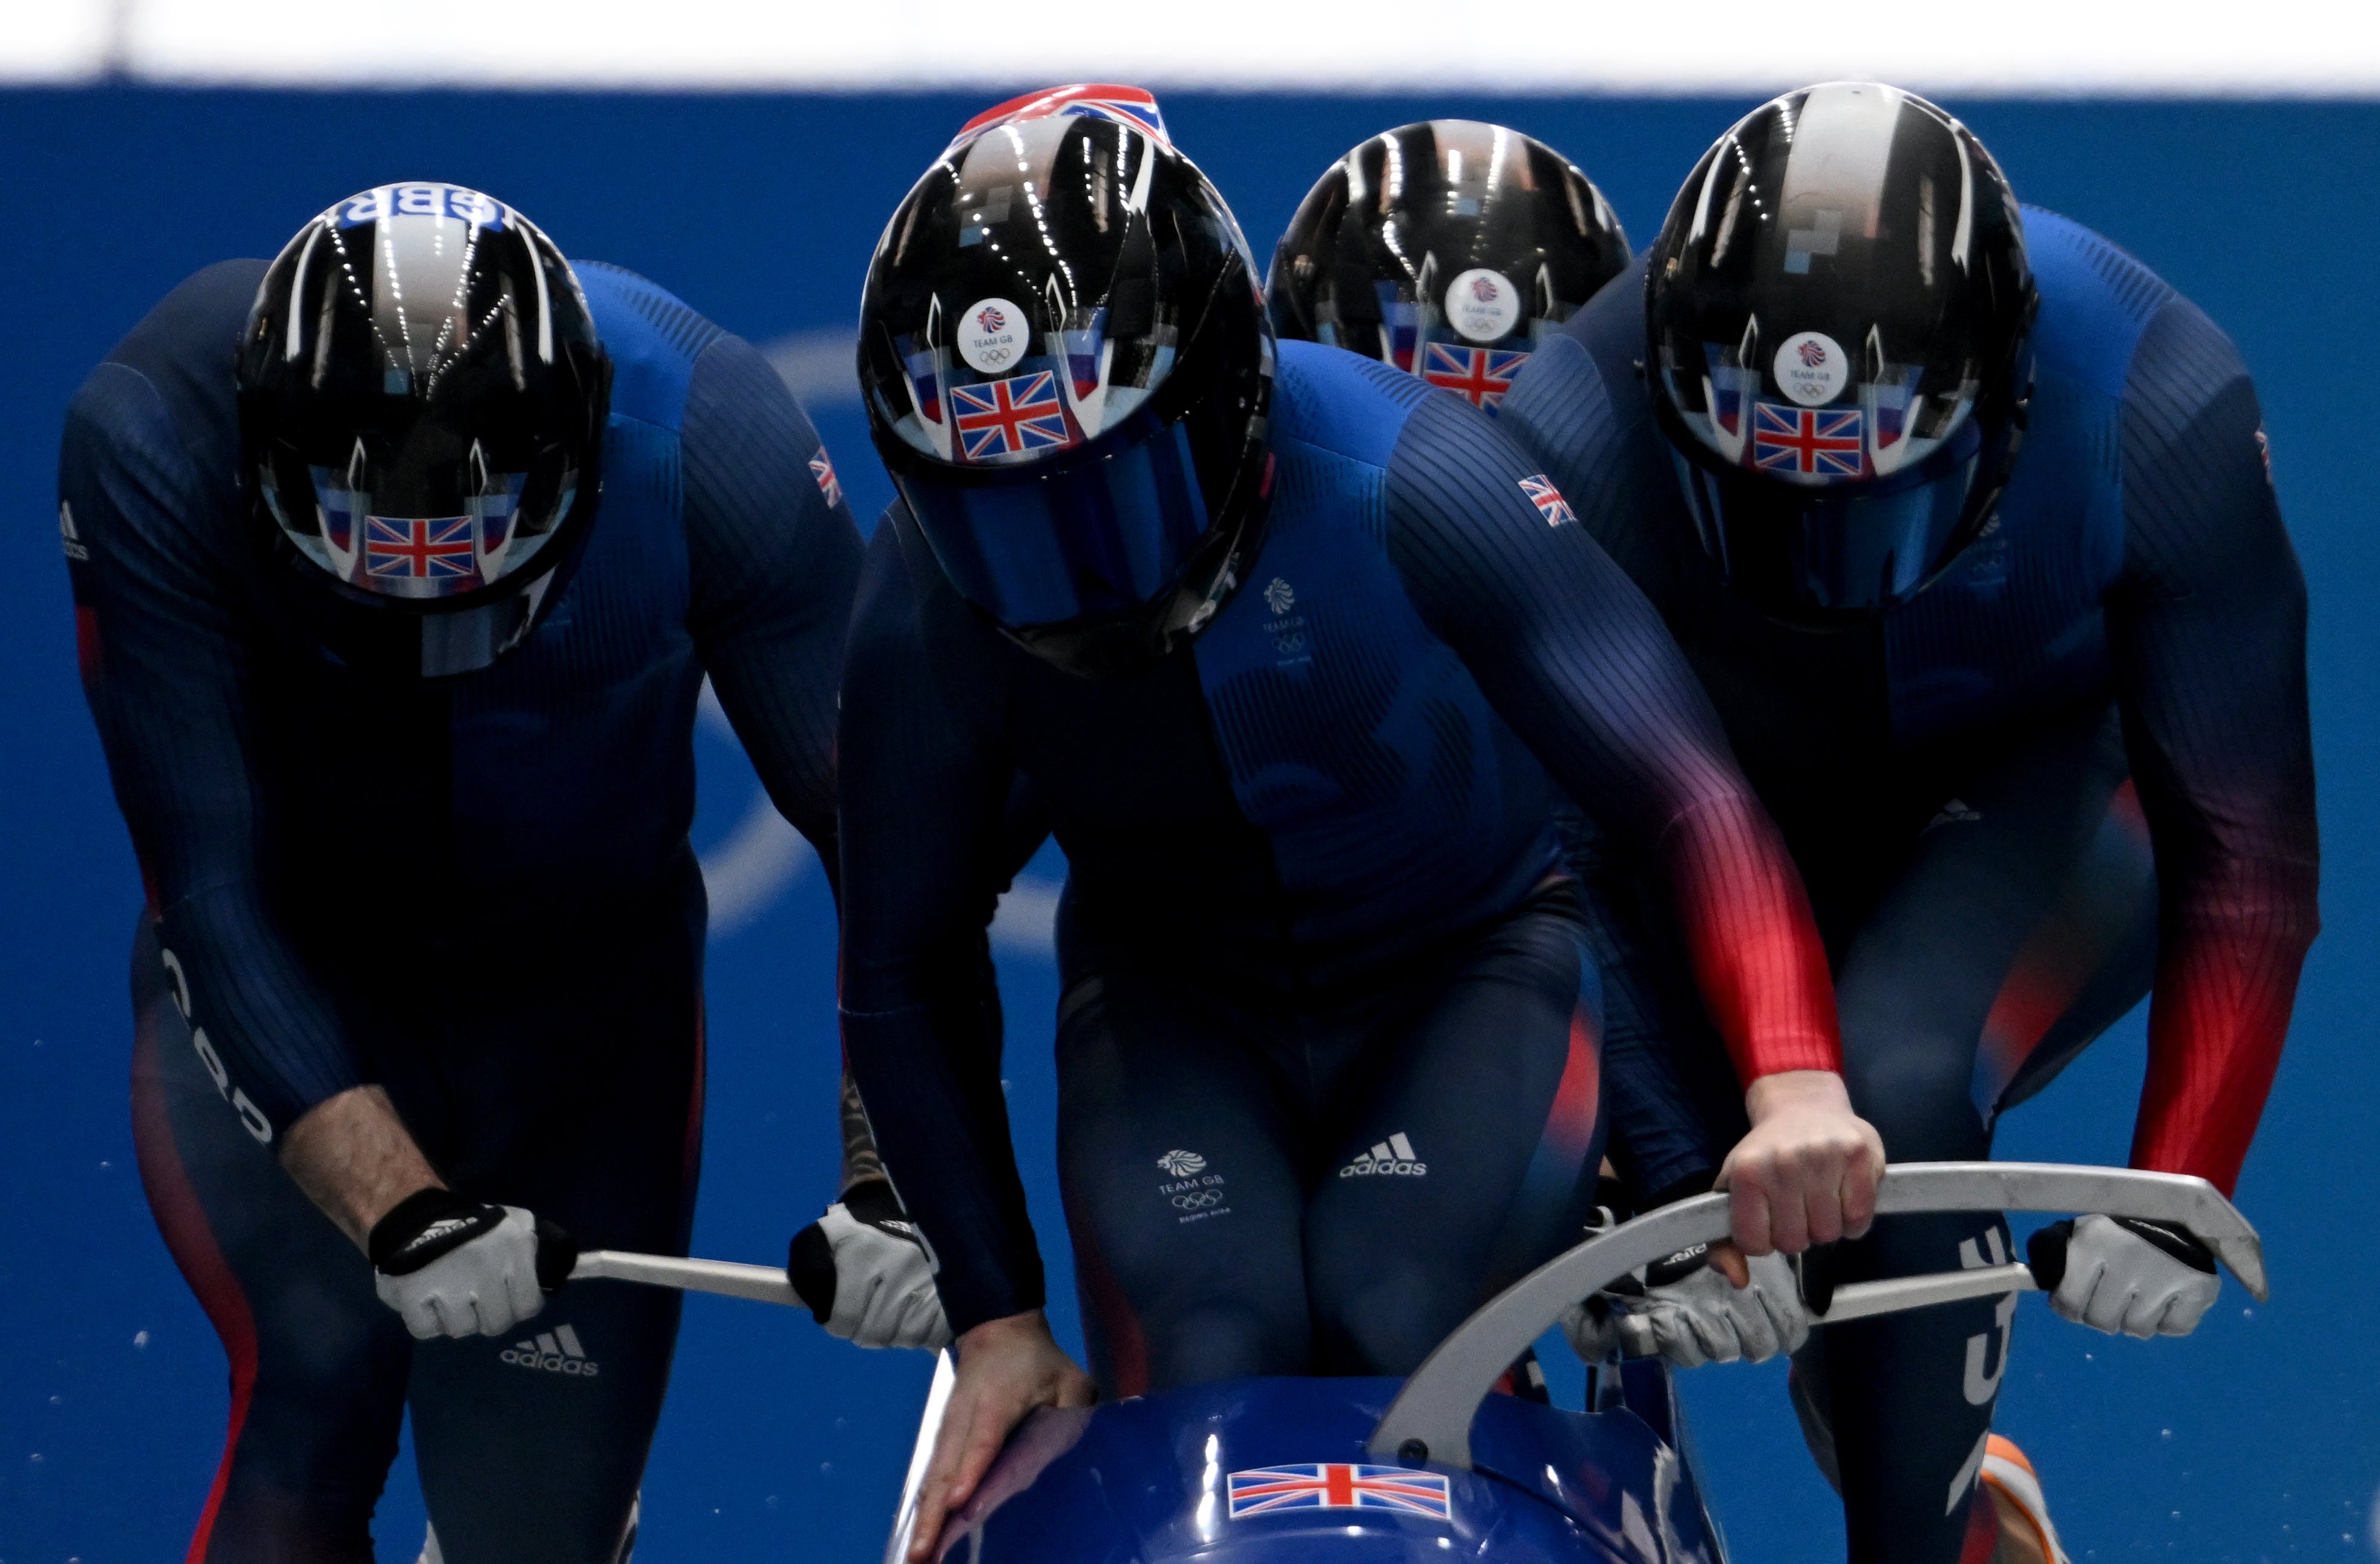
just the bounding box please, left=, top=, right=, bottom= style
left=2032, top=1214, right=2219, bottom=1339
left=370, top=1191, right=562, bottom=1341
left=788, top=1180, right=951, bottom=1351
left=1564, top=1243, right=1810, bottom=1367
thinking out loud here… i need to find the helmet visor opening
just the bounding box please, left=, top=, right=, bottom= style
left=899, top=417, right=1213, bottom=630
left=1671, top=424, right=1982, bottom=618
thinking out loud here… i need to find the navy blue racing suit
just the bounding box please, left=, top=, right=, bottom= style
left=63, top=259, right=862, bottom=1564
left=1498, top=210, right=2317, bottom=1563
left=838, top=339, right=1844, bottom=1395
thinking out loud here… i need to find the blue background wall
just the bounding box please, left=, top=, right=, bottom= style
left=0, top=88, right=2372, bottom=1564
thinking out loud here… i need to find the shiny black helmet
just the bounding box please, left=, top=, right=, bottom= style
left=1646, top=82, right=2036, bottom=623
left=1267, top=120, right=1629, bottom=410
left=237, top=183, right=611, bottom=678
left=859, top=106, right=1273, bottom=678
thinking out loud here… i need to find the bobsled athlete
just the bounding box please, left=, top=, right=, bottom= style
left=833, top=103, right=1889, bottom=1561
left=59, top=183, right=932, bottom=1564
left=1268, top=120, right=1723, bottom=1217
left=1497, top=83, right=2318, bottom=1564
left=1267, top=118, right=1631, bottom=413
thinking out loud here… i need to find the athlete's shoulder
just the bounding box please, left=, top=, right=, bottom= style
left=1557, top=249, right=1652, bottom=381
left=1271, top=337, right=1431, bottom=471
left=1504, top=252, right=1657, bottom=470
left=2022, top=208, right=2187, bottom=397
left=572, top=260, right=730, bottom=430
left=80, top=258, right=266, bottom=463
left=61, top=261, right=261, bottom=562
left=2022, top=207, right=2251, bottom=425
left=108, top=259, right=267, bottom=383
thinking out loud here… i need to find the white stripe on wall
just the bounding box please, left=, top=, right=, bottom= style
left=11, top=0, right=2380, bottom=94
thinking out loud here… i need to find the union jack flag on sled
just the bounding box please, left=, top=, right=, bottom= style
left=1226, top=1464, right=1452, bottom=1520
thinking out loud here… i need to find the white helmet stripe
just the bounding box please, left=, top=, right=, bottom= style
left=1688, top=134, right=1726, bottom=244
left=285, top=220, right=323, bottom=361
left=516, top=217, right=555, bottom=363
left=1951, top=127, right=1976, bottom=270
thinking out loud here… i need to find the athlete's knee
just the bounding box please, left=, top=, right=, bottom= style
left=1310, top=1261, right=1462, bottom=1376
left=1836, top=1033, right=1987, bottom=1159
left=198, top=1485, right=379, bottom=1564
left=1143, top=1297, right=1309, bottom=1388
left=202, top=1379, right=404, bottom=1564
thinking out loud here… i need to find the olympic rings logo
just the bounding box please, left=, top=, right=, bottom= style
left=1171, top=1191, right=1225, bottom=1210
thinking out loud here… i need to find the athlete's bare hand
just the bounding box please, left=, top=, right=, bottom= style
left=908, top=1310, right=1095, bottom=1562
left=1716, top=1070, right=1883, bottom=1257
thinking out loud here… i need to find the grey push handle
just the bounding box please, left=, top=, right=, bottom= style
left=571, top=1249, right=807, bottom=1307
left=1611, top=1258, right=2048, bottom=1355
left=1366, top=1162, right=2266, bottom=1471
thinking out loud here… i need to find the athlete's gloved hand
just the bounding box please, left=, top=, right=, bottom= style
left=2028, top=1214, right=2219, bottom=1338
left=1564, top=1242, right=1811, bottom=1367
left=788, top=1179, right=951, bottom=1351
left=368, top=1187, right=576, bottom=1341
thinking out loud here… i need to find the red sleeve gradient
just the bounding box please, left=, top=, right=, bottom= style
left=2113, top=296, right=2319, bottom=1197
left=1659, top=795, right=1842, bottom=1083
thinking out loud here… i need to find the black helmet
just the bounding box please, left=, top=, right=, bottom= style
left=859, top=107, right=1273, bottom=678
left=1645, top=82, right=2037, bottom=623
left=1267, top=120, right=1630, bottom=410
left=943, top=82, right=1173, bottom=151
left=237, top=183, right=611, bottom=679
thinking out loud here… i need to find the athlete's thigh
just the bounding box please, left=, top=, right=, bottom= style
left=1306, top=899, right=1606, bottom=1376
left=131, top=920, right=410, bottom=1564
left=1814, top=707, right=2152, bottom=1564
left=406, top=894, right=705, bottom=1564
left=1055, top=960, right=1309, bottom=1396
left=406, top=869, right=708, bottom=1244
left=1834, top=704, right=2142, bottom=1159
left=406, top=1277, right=679, bottom=1564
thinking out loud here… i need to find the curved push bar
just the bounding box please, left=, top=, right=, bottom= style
left=572, top=1249, right=806, bottom=1307
left=1367, top=1162, right=2265, bottom=1471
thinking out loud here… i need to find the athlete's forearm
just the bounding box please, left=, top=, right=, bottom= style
left=842, top=996, right=1044, bottom=1335
left=839, top=1066, right=888, bottom=1193
left=1657, top=796, right=1841, bottom=1083
left=279, top=1085, right=445, bottom=1251
left=2131, top=893, right=2316, bottom=1194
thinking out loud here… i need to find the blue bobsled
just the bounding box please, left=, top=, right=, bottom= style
left=909, top=1365, right=1719, bottom=1564
left=887, top=1163, right=2269, bottom=1564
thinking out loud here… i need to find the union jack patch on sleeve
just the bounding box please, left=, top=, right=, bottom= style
left=1518, top=474, right=1575, bottom=528
left=809, top=451, right=843, bottom=509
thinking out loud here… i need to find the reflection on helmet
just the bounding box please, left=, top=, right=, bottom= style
left=237, top=183, right=611, bottom=678
left=944, top=83, right=1172, bottom=151
left=859, top=103, right=1274, bottom=678
left=1645, top=83, right=2036, bottom=623
left=1267, top=121, right=1630, bottom=411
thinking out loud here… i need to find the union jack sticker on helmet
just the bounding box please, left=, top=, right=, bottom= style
left=947, top=84, right=1171, bottom=151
